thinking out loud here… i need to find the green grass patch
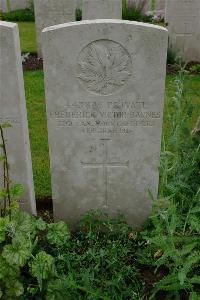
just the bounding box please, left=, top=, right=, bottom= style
left=24, top=71, right=51, bottom=198
left=17, top=22, right=37, bottom=53
left=23, top=71, right=200, bottom=199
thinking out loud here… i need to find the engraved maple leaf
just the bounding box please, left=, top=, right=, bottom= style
left=78, top=42, right=131, bottom=95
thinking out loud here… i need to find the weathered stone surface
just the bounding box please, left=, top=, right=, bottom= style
left=0, top=0, right=7, bottom=12
left=166, top=0, right=200, bottom=62
left=76, top=0, right=82, bottom=9
left=0, top=0, right=29, bottom=12
left=82, top=0, right=122, bottom=20
left=42, top=20, right=168, bottom=227
left=0, top=21, right=36, bottom=214
left=10, top=0, right=29, bottom=11
left=34, top=0, right=76, bottom=57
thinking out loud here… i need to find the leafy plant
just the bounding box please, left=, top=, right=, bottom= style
left=139, top=67, right=200, bottom=298
left=190, top=64, right=200, bottom=75
left=1, top=8, right=35, bottom=22
left=123, top=0, right=153, bottom=22
left=167, top=48, right=177, bottom=65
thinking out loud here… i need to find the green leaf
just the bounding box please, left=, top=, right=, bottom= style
left=6, top=280, right=24, bottom=297
left=178, top=269, right=186, bottom=285
left=7, top=210, right=37, bottom=241
left=0, top=189, right=7, bottom=199
left=190, top=276, right=200, bottom=284
left=188, top=215, right=200, bottom=233
left=35, top=217, right=46, bottom=231
left=0, top=123, right=12, bottom=128
left=9, top=184, right=24, bottom=199
left=190, top=206, right=200, bottom=214
left=30, top=251, right=56, bottom=290
left=189, top=292, right=200, bottom=300
left=47, top=221, right=70, bottom=247
left=0, top=216, right=9, bottom=243
left=2, top=239, right=32, bottom=267
left=0, top=255, right=20, bottom=280
left=0, top=155, right=5, bottom=161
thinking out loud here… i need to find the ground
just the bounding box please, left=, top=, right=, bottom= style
left=18, top=22, right=37, bottom=53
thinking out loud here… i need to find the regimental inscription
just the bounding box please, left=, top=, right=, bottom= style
left=81, top=139, right=129, bottom=207
left=77, top=40, right=132, bottom=95
left=49, top=100, right=162, bottom=135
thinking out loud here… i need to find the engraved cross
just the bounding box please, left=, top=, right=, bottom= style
left=81, top=139, right=129, bottom=207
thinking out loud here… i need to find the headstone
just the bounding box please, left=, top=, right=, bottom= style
left=76, top=0, right=82, bottom=9
left=42, top=20, right=168, bottom=227
left=34, top=0, right=76, bottom=57
left=0, top=0, right=29, bottom=12
left=0, top=21, right=36, bottom=214
left=166, top=0, right=200, bottom=62
left=82, top=0, right=122, bottom=20
left=0, top=0, right=8, bottom=12
left=9, top=0, right=29, bottom=11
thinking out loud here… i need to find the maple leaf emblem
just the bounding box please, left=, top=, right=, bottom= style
left=77, top=40, right=132, bottom=95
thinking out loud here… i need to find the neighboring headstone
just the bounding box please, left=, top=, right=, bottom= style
left=43, top=20, right=168, bottom=228
left=76, top=0, right=82, bottom=9
left=125, top=0, right=166, bottom=14
left=34, top=0, right=76, bottom=57
left=145, top=0, right=166, bottom=11
left=82, top=0, right=122, bottom=20
left=166, top=0, right=200, bottom=62
left=0, top=21, right=36, bottom=214
left=0, top=0, right=29, bottom=12
left=0, top=0, right=8, bottom=12
left=9, top=0, right=29, bottom=11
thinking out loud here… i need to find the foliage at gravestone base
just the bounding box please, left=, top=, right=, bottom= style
left=122, top=0, right=153, bottom=22
left=0, top=206, right=144, bottom=299
left=190, top=64, right=200, bottom=75
left=0, top=69, right=200, bottom=299
left=0, top=9, right=35, bottom=22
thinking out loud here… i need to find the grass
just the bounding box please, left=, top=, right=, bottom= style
left=17, top=22, right=37, bottom=53
left=23, top=71, right=200, bottom=199
left=24, top=71, right=51, bottom=198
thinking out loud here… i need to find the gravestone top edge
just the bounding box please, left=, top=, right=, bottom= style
left=0, top=21, right=17, bottom=28
left=42, top=19, right=168, bottom=34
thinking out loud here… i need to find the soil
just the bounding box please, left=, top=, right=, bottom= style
left=23, top=53, right=43, bottom=71
left=167, top=61, right=200, bottom=75
left=23, top=54, right=200, bottom=76
left=36, top=197, right=53, bottom=223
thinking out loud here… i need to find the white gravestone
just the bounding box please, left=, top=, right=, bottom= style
left=76, top=0, right=82, bottom=9
left=82, top=0, right=122, bottom=20
left=9, top=0, right=29, bottom=11
left=34, top=0, right=76, bottom=57
left=166, top=0, right=200, bottom=62
left=0, top=21, right=36, bottom=214
left=0, top=0, right=8, bottom=12
left=42, top=20, right=168, bottom=227
left=0, top=0, right=29, bottom=12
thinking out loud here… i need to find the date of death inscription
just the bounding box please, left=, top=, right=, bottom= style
left=49, top=101, right=162, bottom=135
